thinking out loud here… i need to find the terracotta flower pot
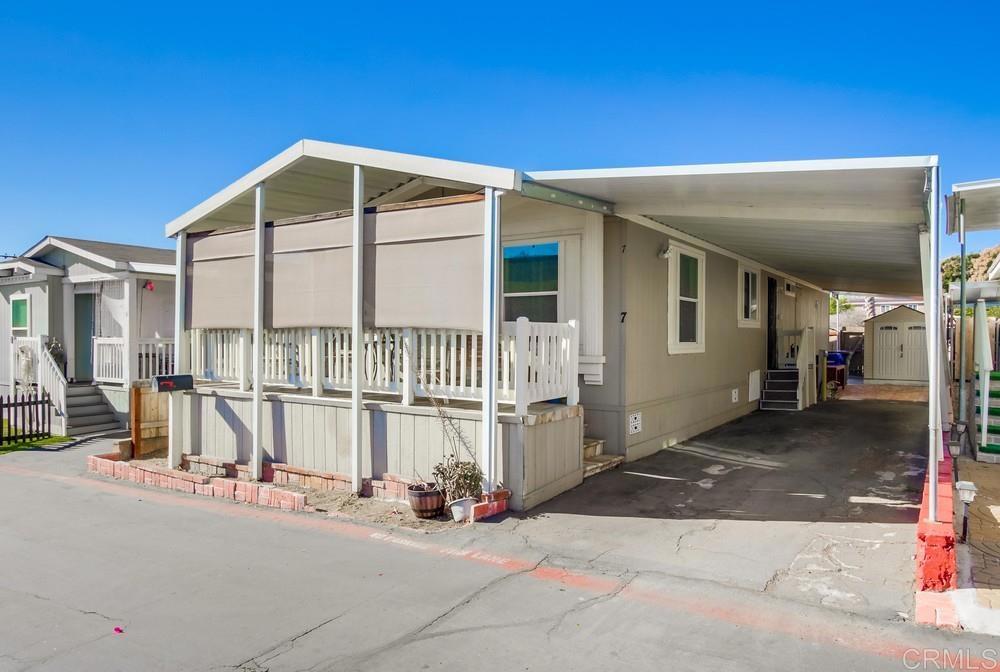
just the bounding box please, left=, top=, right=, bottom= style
left=407, top=483, right=444, bottom=519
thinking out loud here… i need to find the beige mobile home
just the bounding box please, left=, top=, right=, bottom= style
left=1, top=237, right=176, bottom=434
left=162, top=141, right=943, bottom=510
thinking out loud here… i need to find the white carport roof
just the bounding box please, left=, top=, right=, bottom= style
left=948, top=178, right=1000, bottom=234
left=165, top=140, right=521, bottom=236
left=528, top=156, right=937, bottom=296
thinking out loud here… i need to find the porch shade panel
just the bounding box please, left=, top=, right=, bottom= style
left=265, top=214, right=354, bottom=328
left=185, top=229, right=255, bottom=329
left=366, top=196, right=485, bottom=330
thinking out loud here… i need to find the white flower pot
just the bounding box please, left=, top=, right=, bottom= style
left=450, top=497, right=477, bottom=522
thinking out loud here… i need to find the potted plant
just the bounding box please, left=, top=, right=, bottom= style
left=406, top=481, right=444, bottom=519
left=433, top=454, right=483, bottom=523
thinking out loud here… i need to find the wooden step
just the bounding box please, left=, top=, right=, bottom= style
left=583, top=454, right=624, bottom=478
left=583, top=437, right=604, bottom=459
left=759, top=399, right=800, bottom=411
left=766, top=369, right=799, bottom=381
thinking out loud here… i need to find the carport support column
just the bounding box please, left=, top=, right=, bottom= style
left=481, top=187, right=501, bottom=493
left=168, top=230, right=188, bottom=469
left=250, top=183, right=266, bottom=482
left=927, top=166, right=941, bottom=523
left=958, top=201, right=968, bottom=424
left=350, top=165, right=364, bottom=494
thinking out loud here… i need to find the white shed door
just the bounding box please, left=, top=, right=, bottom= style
left=903, top=324, right=928, bottom=381
left=874, top=325, right=902, bottom=380
left=874, top=322, right=927, bottom=381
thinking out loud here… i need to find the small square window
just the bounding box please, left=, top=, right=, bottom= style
left=10, top=296, right=29, bottom=337
left=738, top=264, right=760, bottom=328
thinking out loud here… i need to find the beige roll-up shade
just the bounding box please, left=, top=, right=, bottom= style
left=186, top=229, right=255, bottom=329
left=367, top=196, right=484, bottom=330
left=266, top=214, right=355, bottom=328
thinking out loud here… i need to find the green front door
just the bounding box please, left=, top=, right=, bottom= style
left=74, top=293, right=94, bottom=382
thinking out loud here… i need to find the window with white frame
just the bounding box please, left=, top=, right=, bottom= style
left=10, top=295, right=29, bottom=338
left=668, top=242, right=706, bottom=354
left=738, top=264, right=760, bottom=328
left=503, top=241, right=560, bottom=323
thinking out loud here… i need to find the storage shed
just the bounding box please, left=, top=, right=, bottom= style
left=863, top=305, right=928, bottom=383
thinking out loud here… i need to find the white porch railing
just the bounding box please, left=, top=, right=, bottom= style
left=137, top=338, right=175, bottom=380
left=975, top=299, right=993, bottom=447
left=9, top=335, right=67, bottom=432
left=93, top=337, right=127, bottom=384
left=186, top=318, right=581, bottom=414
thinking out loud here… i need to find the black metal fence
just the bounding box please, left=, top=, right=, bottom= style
left=1, top=391, right=51, bottom=446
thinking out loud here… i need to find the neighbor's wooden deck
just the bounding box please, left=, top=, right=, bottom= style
left=838, top=383, right=928, bottom=402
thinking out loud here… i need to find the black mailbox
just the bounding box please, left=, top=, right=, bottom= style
left=153, top=374, right=194, bottom=393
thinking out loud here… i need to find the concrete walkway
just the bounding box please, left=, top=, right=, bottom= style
left=0, top=409, right=995, bottom=671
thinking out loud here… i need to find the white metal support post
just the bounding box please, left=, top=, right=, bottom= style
left=124, top=277, right=138, bottom=386
left=481, top=187, right=501, bottom=493
left=350, top=165, right=365, bottom=493
left=250, top=183, right=266, bottom=482
left=168, top=230, right=188, bottom=469
left=927, top=166, right=941, bottom=523
left=958, top=200, right=968, bottom=425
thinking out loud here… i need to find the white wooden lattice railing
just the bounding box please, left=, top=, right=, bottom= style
left=186, top=319, right=580, bottom=414
left=93, top=337, right=127, bottom=384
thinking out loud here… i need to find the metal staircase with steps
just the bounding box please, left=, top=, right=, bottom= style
left=975, top=371, right=1000, bottom=455
left=582, top=436, right=624, bottom=478
left=64, top=384, right=121, bottom=436
left=759, top=369, right=801, bottom=411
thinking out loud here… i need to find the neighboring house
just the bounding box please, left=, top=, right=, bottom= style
left=0, top=236, right=175, bottom=434
left=162, top=141, right=941, bottom=510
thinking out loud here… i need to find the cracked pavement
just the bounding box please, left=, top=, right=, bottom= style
left=0, top=401, right=993, bottom=671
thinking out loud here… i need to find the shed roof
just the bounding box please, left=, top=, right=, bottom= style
left=863, top=304, right=925, bottom=322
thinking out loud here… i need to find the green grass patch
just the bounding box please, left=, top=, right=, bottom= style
left=0, top=420, right=68, bottom=455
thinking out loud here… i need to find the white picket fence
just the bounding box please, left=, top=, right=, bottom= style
left=186, top=319, right=580, bottom=414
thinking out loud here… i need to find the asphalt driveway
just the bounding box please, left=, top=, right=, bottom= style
left=483, top=399, right=928, bottom=620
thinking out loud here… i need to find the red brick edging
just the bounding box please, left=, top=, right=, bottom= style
left=914, top=447, right=958, bottom=628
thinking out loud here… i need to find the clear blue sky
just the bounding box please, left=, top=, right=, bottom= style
left=1, top=1, right=998, bottom=258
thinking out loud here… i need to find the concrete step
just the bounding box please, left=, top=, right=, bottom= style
left=66, top=403, right=111, bottom=417
left=583, top=454, right=624, bottom=478
left=759, top=399, right=800, bottom=411
left=764, top=380, right=798, bottom=391
left=66, top=385, right=99, bottom=397
left=67, top=412, right=117, bottom=428
left=583, top=437, right=605, bottom=459
left=66, top=393, right=104, bottom=407
left=66, top=421, right=122, bottom=436
left=762, top=389, right=797, bottom=402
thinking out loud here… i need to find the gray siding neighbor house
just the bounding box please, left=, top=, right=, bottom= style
left=1, top=236, right=175, bottom=434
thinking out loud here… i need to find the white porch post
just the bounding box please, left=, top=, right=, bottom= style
left=350, top=165, right=365, bottom=493
left=124, top=277, right=138, bottom=385
left=958, top=201, right=968, bottom=424
left=927, top=166, right=941, bottom=523
left=168, top=230, right=188, bottom=469
left=250, top=183, right=266, bottom=481
left=62, top=280, right=75, bottom=381
left=481, top=187, right=501, bottom=492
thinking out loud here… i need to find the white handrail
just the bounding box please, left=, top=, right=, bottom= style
left=975, top=299, right=992, bottom=446
left=37, top=343, right=68, bottom=423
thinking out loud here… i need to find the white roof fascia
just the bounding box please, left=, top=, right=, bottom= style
left=128, top=262, right=176, bottom=276
left=0, top=259, right=64, bottom=277
left=23, top=236, right=124, bottom=270
left=165, top=140, right=522, bottom=237
left=528, top=155, right=938, bottom=182
left=953, top=177, right=1000, bottom=194
left=988, top=255, right=1000, bottom=281
left=617, top=213, right=826, bottom=294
